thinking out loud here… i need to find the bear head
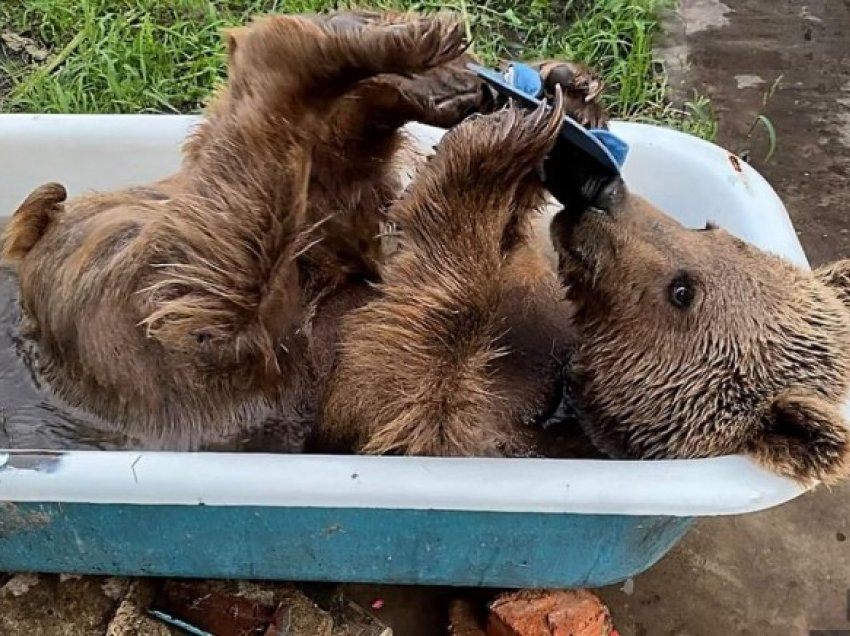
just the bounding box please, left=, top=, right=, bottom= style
left=550, top=177, right=850, bottom=485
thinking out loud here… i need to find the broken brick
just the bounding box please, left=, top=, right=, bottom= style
left=487, top=589, right=615, bottom=636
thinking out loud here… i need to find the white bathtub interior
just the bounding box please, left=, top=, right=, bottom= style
left=0, top=114, right=814, bottom=516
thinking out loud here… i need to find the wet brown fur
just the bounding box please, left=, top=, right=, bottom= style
left=325, top=122, right=850, bottom=484
left=320, top=99, right=574, bottom=456
left=1, top=11, right=473, bottom=450
left=550, top=189, right=850, bottom=485
left=3, top=10, right=849, bottom=486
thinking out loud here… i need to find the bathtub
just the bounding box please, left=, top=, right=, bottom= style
left=0, top=114, right=810, bottom=588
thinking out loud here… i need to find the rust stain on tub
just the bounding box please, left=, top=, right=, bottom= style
left=726, top=153, right=752, bottom=193
left=728, top=154, right=743, bottom=172
left=0, top=502, right=53, bottom=536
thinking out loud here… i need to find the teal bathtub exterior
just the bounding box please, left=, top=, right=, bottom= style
left=0, top=449, right=801, bottom=587
left=0, top=115, right=812, bottom=587
left=0, top=501, right=692, bottom=587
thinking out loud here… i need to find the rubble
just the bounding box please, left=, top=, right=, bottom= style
left=106, top=580, right=171, bottom=636
left=149, top=581, right=332, bottom=636
left=0, top=572, right=620, bottom=636
left=487, top=589, right=616, bottom=636
left=0, top=573, right=123, bottom=636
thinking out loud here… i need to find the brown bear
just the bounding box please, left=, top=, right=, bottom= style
left=549, top=187, right=850, bottom=484
left=1, top=11, right=478, bottom=450
left=315, top=49, right=850, bottom=485
left=3, top=10, right=849, bottom=487
left=0, top=10, right=595, bottom=452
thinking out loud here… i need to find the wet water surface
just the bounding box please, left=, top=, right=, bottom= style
left=0, top=263, right=595, bottom=456
left=0, top=267, right=138, bottom=450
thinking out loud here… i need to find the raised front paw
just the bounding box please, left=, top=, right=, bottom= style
left=325, top=10, right=468, bottom=78
left=229, top=10, right=468, bottom=100
left=437, top=89, right=567, bottom=184
left=308, top=10, right=480, bottom=129
left=535, top=60, right=607, bottom=128
left=356, top=51, right=484, bottom=129
left=479, top=59, right=608, bottom=129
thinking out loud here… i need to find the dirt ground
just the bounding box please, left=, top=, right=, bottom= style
left=597, top=1, right=850, bottom=634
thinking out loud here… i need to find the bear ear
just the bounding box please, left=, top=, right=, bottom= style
left=815, top=259, right=850, bottom=308
left=223, top=27, right=248, bottom=59
left=749, top=390, right=850, bottom=486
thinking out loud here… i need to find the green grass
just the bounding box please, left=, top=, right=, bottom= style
left=0, top=0, right=715, bottom=137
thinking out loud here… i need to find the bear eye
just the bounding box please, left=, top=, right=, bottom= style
left=668, top=273, right=696, bottom=309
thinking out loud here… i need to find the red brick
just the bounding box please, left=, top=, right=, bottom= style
left=487, top=589, right=614, bottom=636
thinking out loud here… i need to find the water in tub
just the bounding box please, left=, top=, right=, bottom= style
left=0, top=258, right=598, bottom=455
left=0, top=265, right=129, bottom=449
left=0, top=257, right=289, bottom=451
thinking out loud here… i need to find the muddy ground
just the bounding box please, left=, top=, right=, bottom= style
left=672, top=0, right=850, bottom=268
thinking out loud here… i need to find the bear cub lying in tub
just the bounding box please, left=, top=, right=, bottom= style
left=3, top=11, right=850, bottom=485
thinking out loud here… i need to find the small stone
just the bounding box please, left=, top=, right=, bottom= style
left=101, top=576, right=131, bottom=601
left=59, top=574, right=83, bottom=584
left=487, top=589, right=615, bottom=636
left=1, top=573, right=41, bottom=597
left=106, top=580, right=171, bottom=636
left=734, top=74, right=765, bottom=90
left=0, top=30, right=49, bottom=61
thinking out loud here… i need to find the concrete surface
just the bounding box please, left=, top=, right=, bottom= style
left=598, top=1, right=850, bottom=634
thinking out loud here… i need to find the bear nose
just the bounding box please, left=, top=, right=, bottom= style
left=589, top=176, right=624, bottom=214
left=564, top=175, right=623, bottom=221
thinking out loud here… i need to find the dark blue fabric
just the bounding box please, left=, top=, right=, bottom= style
left=589, top=129, right=629, bottom=168
left=502, top=62, right=630, bottom=170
